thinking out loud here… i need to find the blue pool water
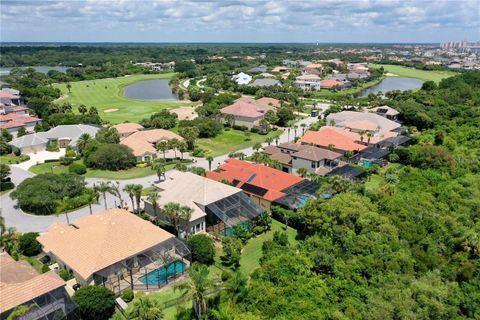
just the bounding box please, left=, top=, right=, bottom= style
left=296, top=194, right=313, bottom=209
left=362, top=160, right=373, bottom=168
left=139, top=261, right=187, bottom=285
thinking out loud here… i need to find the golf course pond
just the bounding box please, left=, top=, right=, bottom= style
left=357, top=77, right=424, bottom=97
left=123, top=79, right=178, bottom=101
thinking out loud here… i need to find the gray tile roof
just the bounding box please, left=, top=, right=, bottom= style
left=248, top=78, right=281, bottom=87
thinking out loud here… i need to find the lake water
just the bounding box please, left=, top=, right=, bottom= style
left=123, top=79, right=178, bottom=101
left=0, top=66, right=69, bottom=75
left=357, top=77, right=424, bottom=97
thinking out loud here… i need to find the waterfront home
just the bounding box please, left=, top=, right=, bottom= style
left=295, top=74, right=321, bottom=91
left=112, top=122, right=144, bottom=139
left=220, top=100, right=275, bottom=129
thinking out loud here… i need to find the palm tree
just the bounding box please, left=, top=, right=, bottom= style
left=78, top=104, right=88, bottom=115
left=133, top=184, right=143, bottom=214
left=174, top=263, right=213, bottom=319
left=85, top=188, right=99, bottom=215
left=268, top=159, right=281, bottom=170
left=169, top=138, right=179, bottom=159
left=151, top=161, right=166, bottom=182
left=224, top=114, right=234, bottom=127
left=359, top=130, right=365, bottom=143
left=126, top=295, right=164, bottom=320
left=287, top=127, right=291, bottom=142
left=178, top=206, right=193, bottom=238
left=156, top=141, right=169, bottom=160
left=55, top=196, right=73, bottom=225
left=293, top=125, right=298, bottom=139
left=177, top=141, right=188, bottom=160
left=275, top=136, right=279, bottom=146
left=265, top=137, right=273, bottom=146
left=95, top=181, right=112, bottom=210
left=109, top=181, right=123, bottom=207
left=66, top=83, right=72, bottom=93
left=366, top=131, right=373, bottom=144
left=123, top=184, right=137, bottom=213
left=146, top=190, right=160, bottom=218
left=297, top=167, right=308, bottom=178
left=252, top=142, right=262, bottom=152
left=76, top=133, right=91, bottom=155
left=300, top=123, right=306, bottom=136
left=206, top=156, right=214, bottom=171
left=163, top=202, right=181, bottom=234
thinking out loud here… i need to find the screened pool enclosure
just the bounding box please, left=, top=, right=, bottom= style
left=92, top=237, right=191, bottom=294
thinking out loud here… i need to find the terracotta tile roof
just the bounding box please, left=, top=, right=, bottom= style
left=37, top=209, right=175, bottom=281
left=270, top=152, right=292, bottom=165
left=344, top=119, right=379, bottom=132
left=326, top=111, right=401, bottom=132
left=320, top=79, right=343, bottom=88
left=0, top=91, right=20, bottom=99
left=305, top=63, right=323, bottom=69
left=120, top=129, right=183, bottom=157
left=255, top=97, right=281, bottom=108
left=220, top=101, right=272, bottom=119
left=278, top=142, right=308, bottom=152
left=0, top=114, right=41, bottom=129
left=262, top=145, right=279, bottom=155
left=299, top=127, right=367, bottom=152
left=0, top=252, right=65, bottom=313
left=296, top=74, right=321, bottom=80
left=207, top=159, right=304, bottom=202
left=113, top=122, right=144, bottom=135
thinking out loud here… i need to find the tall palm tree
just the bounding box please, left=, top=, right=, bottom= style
left=146, top=191, right=160, bottom=218
left=366, top=131, right=373, bottom=144
left=126, top=295, right=164, bottom=320
left=133, top=184, right=143, bottom=214
left=297, top=167, right=308, bottom=178
left=76, top=133, right=91, bottom=155
left=300, top=123, right=306, bottom=136
left=55, top=196, right=73, bottom=225
left=177, top=141, right=188, bottom=160
left=78, top=104, right=87, bottom=115
left=179, top=206, right=193, bottom=238
left=174, top=263, right=213, bottom=319
left=265, top=137, right=273, bottom=146
left=206, top=156, right=214, bottom=171
left=169, top=138, right=180, bottom=159
left=252, top=142, right=262, bottom=152
left=109, top=181, right=123, bottom=207
left=123, top=184, right=137, bottom=213
left=95, top=181, right=112, bottom=210
left=163, top=202, right=181, bottom=234
left=151, top=160, right=166, bottom=182
left=156, top=141, right=169, bottom=160
left=293, top=125, right=298, bottom=139
left=85, top=188, right=99, bottom=215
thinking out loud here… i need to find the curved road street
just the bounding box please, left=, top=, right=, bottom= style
left=1, top=115, right=321, bottom=233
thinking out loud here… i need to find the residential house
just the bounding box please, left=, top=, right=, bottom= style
left=112, top=122, right=144, bottom=139
left=0, top=252, right=78, bottom=320
left=37, top=209, right=190, bottom=294
left=220, top=100, right=275, bottom=129
left=299, top=127, right=368, bottom=154
left=120, top=129, right=183, bottom=162
left=9, top=124, right=101, bottom=153
left=247, top=65, right=268, bottom=74
left=231, top=72, right=252, bottom=85
left=0, top=113, right=42, bottom=137
left=370, top=106, right=400, bottom=121
left=134, top=61, right=175, bottom=71
left=0, top=88, right=23, bottom=106
left=248, top=78, right=281, bottom=87
left=320, top=79, right=345, bottom=89
left=271, top=66, right=289, bottom=73
left=263, top=142, right=342, bottom=174
left=295, top=74, right=321, bottom=91
left=207, top=159, right=320, bottom=211
left=326, top=111, right=401, bottom=133
left=144, top=170, right=264, bottom=237
left=303, top=63, right=323, bottom=75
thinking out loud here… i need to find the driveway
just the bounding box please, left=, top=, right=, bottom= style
left=13, top=150, right=65, bottom=170
left=1, top=114, right=321, bottom=233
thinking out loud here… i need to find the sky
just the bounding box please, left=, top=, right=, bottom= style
left=1, top=0, right=479, bottom=43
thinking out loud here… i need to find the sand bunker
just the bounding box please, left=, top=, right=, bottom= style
left=104, top=108, right=119, bottom=113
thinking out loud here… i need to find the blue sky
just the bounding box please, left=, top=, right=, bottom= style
left=1, top=0, right=478, bottom=43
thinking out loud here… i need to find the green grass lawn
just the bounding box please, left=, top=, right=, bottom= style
left=20, top=255, right=45, bottom=274
left=364, top=163, right=404, bottom=192
left=311, top=76, right=385, bottom=98
left=196, top=129, right=283, bottom=157
left=368, top=64, right=456, bottom=83
left=53, top=73, right=192, bottom=124
left=0, top=154, right=24, bottom=165
left=239, top=219, right=298, bottom=276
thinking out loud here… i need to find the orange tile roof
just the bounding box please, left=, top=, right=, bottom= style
left=207, top=158, right=303, bottom=202
left=0, top=252, right=65, bottom=313
left=37, top=209, right=175, bottom=281
left=320, top=79, right=343, bottom=88
left=113, top=122, right=144, bottom=135
left=120, top=129, right=183, bottom=157
left=299, top=127, right=367, bottom=152
left=255, top=97, right=281, bottom=108
left=220, top=101, right=272, bottom=118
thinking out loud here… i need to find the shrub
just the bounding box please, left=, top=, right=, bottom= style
left=58, top=268, right=73, bottom=281
left=41, top=264, right=50, bottom=273
left=136, top=163, right=148, bottom=168
left=122, top=288, right=134, bottom=302
left=187, top=234, right=215, bottom=265
left=73, top=286, right=116, bottom=320
left=69, top=163, right=87, bottom=175
left=46, top=140, right=59, bottom=152
left=85, top=144, right=136, bottom=170
left=250, top=127, right=260, bottom=133
left=60, top=156, right=74, bottom=166
left=192, top=148, right=205, bottom=157
left=233, top=125, right=248, bottom=131
left=19, top=154, right=30, bottom=162
left=11, top=173, right=87, bottom=215
left=221, top=237, right=242, bottom=268
left=65, top=149, right=76, bottom=157
left=18, top=232, right=42, bottom=256
left=0, top=181, right=14, bottom=191
left=14, top=148, right=21, bottom=156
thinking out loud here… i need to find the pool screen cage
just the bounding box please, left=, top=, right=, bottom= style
left=205, top=192, right=264, bottom=236
left=92, top=237, right=191, bottom=294
left=11, top=287, right=80, bottom=320
left=274, top=180, right=320, bottom=209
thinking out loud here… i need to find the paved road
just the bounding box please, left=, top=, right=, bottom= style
left=1, top=115, right=321, bottom=233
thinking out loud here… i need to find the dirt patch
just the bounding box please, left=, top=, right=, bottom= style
left=104, top=108, right=119, bottom=113
left=171, top=106, right=198, bottom=121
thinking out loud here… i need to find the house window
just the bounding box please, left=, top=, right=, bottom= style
left=311, top=162, right=316, bottom=169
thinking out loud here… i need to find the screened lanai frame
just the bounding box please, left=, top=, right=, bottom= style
left=10, top=287, right=80, bottom=320
left=92, top=237, right=191, bottom=294
left=206, top=191, right=264, bottom=235
left=274, top=180, right=320, bottom=209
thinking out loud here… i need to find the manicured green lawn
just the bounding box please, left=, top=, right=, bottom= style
left=53, top=73, right=192, bottom=124
left=239, top=219, right=298, bottom=276
left=311, top=76, right=385, bottom=98
left=368, top=64, right=456, bottom=83
left=0, top=154, right=24, bottom=165
left=196, top=129, right=283, bottom=157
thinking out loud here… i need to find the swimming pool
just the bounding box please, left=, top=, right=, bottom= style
left=296, top=194, right=313, bottom=208
left=139, top=261, right=187, bottom=285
